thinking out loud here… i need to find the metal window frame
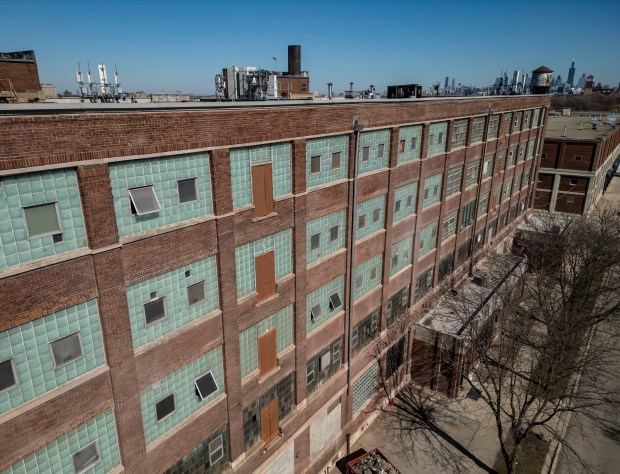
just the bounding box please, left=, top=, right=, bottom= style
left=329, top=292, right=343, bottom=311
left=155, top=393, right=176, bottom=422
left=208, top=434, right=224, bottom=465
left=22, top=201, right=63, bottom=240
left=310, top=303, right=323, bottom=321
left=177, top=177, right=199, bottom=204
left=187, top=280, right=206, bottom=307
left=49, top=331, right=85, bottom=370
left=310, top=155, right=322, bottom=174
left=310, top=233, right=321, bottom=251
left=195, top=370, right=219, bottom=400
left=128, top=185, right=162, bottom=216
left=331, top=152, right=341, bottom=170
left=144, top=296, right=167, bottom=326
left=0, top=358, right=19, bottom=393
left=72, top=440, right=101, bottom=474
left=329, top=225, right=339, bottom=242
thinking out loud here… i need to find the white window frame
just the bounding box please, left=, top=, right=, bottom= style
left=128, top=185, right=162, bottom=216
left=72, top=441, right=101, bottom=474
left=49, top=331, right=85, bottom=369
left=22, top=202, right=63, bottom=240
left=195, top=371, right=219, bottom=400
left=209, top=434, right=224, bottom=465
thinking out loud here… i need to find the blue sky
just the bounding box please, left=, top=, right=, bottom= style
left=2, top=0, right=619, bottom=95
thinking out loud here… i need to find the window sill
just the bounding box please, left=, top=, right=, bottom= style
left=252, top=211, right=278, bottom=223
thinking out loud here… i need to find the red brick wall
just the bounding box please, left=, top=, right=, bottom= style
left=0, top=61, right=41, bottom=92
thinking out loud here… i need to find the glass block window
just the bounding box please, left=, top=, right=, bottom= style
left=415, top=266, right=434, bottom=301
left=355, top=195, right=385, bottom=240
left=507, top=146, right=516, bottom=167
left=427, top=122, right=448, bottom=156
left=422, top=173, right=443, bottom=208
left=441, top=210, right=458, bottom=241
left=482, top=155, right=494, bottom=180
left=523, top=169, right=531, bottom=188
left=352, top=363, right=378, bottom=413
left=471, top=117, right=485, bottom=143
left=393, top=182, right=418, bottom=223
left=126, top=256, right=220, bottom=348
left=307, top=337, right=343, bottom=395
left=306, top=209, right=346, bottom=265
left=445, top=167, right=463, bottom=197
left=518, top=143, right=526, bottom=162
left=307, top=275, right=345, bottom=332
left=460, top=201, right=476, bottom=230
left=397, top=125, right=422, bottom=164
left=527, top=139, right=535, bottom=158
left=523, top=110, right=532, bottom=129
left=487, top=114, right=500, bottom=139
left=513, top=174, right=522, bottom=193
left=1, top=410, right=120, bottom=474
left=359, top=129, right=390, bottom=175
left=140, top=347, right=225, bottom=444
left=306, top=135, right=349, bottom=188
left=239, top=305, right=294, bottom=378
left=533, top=108, right=541, bottom=127
left=237, top=142, right=291, bottom=206
left=387, top=285, right=409, bottom=326
left=110, top=152, right=214, bottom=237
left=438, top=253, right=454, bottom=282
left=385, top=338, right=405, bottom=378
left=235, top=229, right=292, bottom=299
left=390, top=235, right=413, bottom=276
left=0, top=169, right=87, bottom=270
left=457, top=239, right=471, bottom=265
left=502, top=181, right=512, bottom=202
left=465, top=160, right=480, bottom=188
left=478, top=192, right=490, bottom=216
left=512, top=111, right=522, bottom=132
left=353, top=254, right=383, bottom=300
left=351, top=310, right=379, bottom=356
left=418, top=221, right=438, bottom=258
left=0, top=299, right=105, bottom=415
left=451, top=119, right=468, bottom=148
left=163, top=426, right=229, bottom=474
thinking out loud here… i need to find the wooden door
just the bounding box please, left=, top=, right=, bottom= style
left=258, top=328, right=277, bottom=375
left=255, top=250, right=276, bottom=302
left=260, top=398, right=279, bottom=444
left=252, top=164, right=274, bottom=218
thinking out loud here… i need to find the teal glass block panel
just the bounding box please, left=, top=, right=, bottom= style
left=397, top=125, right=422, bottom=164
left=306, top=209, right=346, bottom=265
left=527, top=139, right=535, bottom=158
left=306, top=275, right=344, bottom=332
left=140, top=347, right=225, bottom=444
left=109, top=152, right=214, bottom=238
left=419, top=221, right=438, bottom=258
left=393, top=182, right=418, bottom=224
left=427, top=122, right=448, bottom=156
left=230, top=142, right=292, bottom=208
left=355, top=195, right=385, bottom=241
left=126, top=256, right=220, bottom=349
left=353, top=362, right=377, bottom=413
left=306, top=135, right=349, bottom=188
left=235, top=229, right=292, bottom=298
left=451, top=119, right=468, bottom=149
left=353, top=254, right=383, bottom=301
left=0, top=299, right=105, bottom=415
left=390, top=235, right=413, bottom=276
left=422, top=173, right=443, bottom=209
left=1, top=409, right=120, bottom=474
left=239, top=305, right=294, bottom=378
left=471, top=117, right=485, bottom=143
left=358, top=129, right=390, bottom=175
left=0, top=169, right=87, bottom=270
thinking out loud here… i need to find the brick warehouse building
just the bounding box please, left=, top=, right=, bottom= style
left=535, top=114, right=620, bottom=214
left=0, top=96, right=549, bottom=474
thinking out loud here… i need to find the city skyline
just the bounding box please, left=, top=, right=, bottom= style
left=1, top=0, right=619, bottom=95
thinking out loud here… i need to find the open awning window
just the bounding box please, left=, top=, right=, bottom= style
left=195, top=371, right=218, bottom=400
left=128, top=186, right=162, bottom=215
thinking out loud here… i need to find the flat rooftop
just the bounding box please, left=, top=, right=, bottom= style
left=417, top=253, right=525, bottom=338
left=0, top=94, right=544, bottom=116
left=545, top=114, right=618, bottom=141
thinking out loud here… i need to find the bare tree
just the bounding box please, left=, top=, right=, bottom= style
left=371, top=208, right=620, bottom=474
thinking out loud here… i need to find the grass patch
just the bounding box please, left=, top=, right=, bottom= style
left=493, top=432, right=550, bottom=474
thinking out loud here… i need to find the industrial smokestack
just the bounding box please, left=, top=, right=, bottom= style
left=288, top=45, right=301, bottom=76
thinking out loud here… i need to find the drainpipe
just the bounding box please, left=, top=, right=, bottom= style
left=468, top=107, right=493, bottom=276
left=346, top=117, right=364, bottom=395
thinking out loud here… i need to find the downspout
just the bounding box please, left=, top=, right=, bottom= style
left=346, top=117, right=364, bottom=394
left=468, top=107, right=493, bottom=276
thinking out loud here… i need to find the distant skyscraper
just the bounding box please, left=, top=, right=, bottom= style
left=567, top=60, right=576, bottom=87
left=451, top=78, right=455, bottom=91
left=577, top=73, right=586, bottom=89
left=444, top=76, right=449, bottom=91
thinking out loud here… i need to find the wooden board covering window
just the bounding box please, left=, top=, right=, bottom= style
left=258, top=328, right=277, bottom=374
left=252, top=164, right=274, bottom=218
left=260, top=398, right=279, bottom=444
left=255, top=250, right=276, bottom=301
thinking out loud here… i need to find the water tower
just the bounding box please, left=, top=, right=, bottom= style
left=530, top=66, right=553, bottom=94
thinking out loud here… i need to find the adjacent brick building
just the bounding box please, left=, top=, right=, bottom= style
left=535, top=114, right=620, bottom=214
left=0, top=96, right=549, bottom=474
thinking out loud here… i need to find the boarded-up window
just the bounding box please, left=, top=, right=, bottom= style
left=258, top=328, right=277, bottom=375
left=255, top=250, right=276, bottom=301
left=252, top=164, right=274, bottom=218
left=260, top=398, right=279, bottom=444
